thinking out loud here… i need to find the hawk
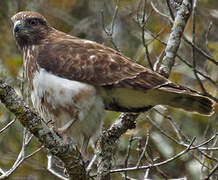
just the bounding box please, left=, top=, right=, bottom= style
left=11, top=11, right=214, bottom=152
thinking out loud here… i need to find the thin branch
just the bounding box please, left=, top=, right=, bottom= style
left=124, top=136, right=134, bottom=179
left=200, top=150, right=218, bottom=163
left=25, top=146, right=44, bottom=159
left=152, top=109, right=218, bottom=163
left=0, top=128, right=33, bottom=179
left=176, top=55, right=218, bottom=89
left=136, top=131, right=150, bottom=167
left=192, top=153, right=211, bottom=171
left=110, top=2, right=119, bottom=36
left=192, top=0, right=207, bottom=94
left=136, top=0, right=143, bottom=25
left=143, top=168, right=150, bottom=179
left=0, top=117, right=16, bottom=134
left=145, top=45, right=153, bottom=70
left=101, top=1, right=120, bottom=52
left=165, top=0, right=175, bottom=20
left=110, top=137, right=196, bottom=173
left=205, top=163, right=218, bottom=180
left=147, top=114, right=218, bottom=151
left=190, top=133, right=218, bottom=150
left=47, top=154, right=69, bottom=180
left=146, top=115, right=181, bottom=144
left=140, top=0, right=154, bottom=70
left=205, top=21, right=213, bottom=52
left=150, top=2, right=173, bottom=22
left=183, top=36, right=218, bottom=66
left=153, top=108, right=185, bottom=142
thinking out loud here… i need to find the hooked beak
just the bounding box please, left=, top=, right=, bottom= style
left=13, top=20, right=23, bottom=34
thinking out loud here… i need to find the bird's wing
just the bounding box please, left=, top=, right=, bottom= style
left=36, top=37, right=214, bottom=115
left=37, top=37, right=169, bottom=90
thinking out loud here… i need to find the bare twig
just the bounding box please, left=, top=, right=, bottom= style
left=124, top=136, right=134, bottom=179
left=153, top=108, right=186, bottom=142
left=25, top=146, right=44, bottom=159
left=0, top=128, right=33, bottom=179
left=136, top=131, right=150, bottom=167
left=47, top=154, right=69, bottom=180
left=183, top=36, right=218, bottom=66
left=110, top=137, right=196, bottom=173
left=147, top=115, right=218, bottom=151
left=150, top=2, right=173, bottom=22
left=140, top=0, right=154, bottom=70
left=190, top=133, right=218, bottom=150
left=101, top=1, right=120, bottom=52
left=0, top=117, right=16, bottom=134
left=192, top=0, right=207, bottom=94
left=151, top=108, right=218, bottom=164
left=176, top=55, right=218, bottom=89
left=143, top=168, right=150, bottom=179
left=165, top=0, right=175, bottom=20
left=205, top=21, right=213, bottom=52
left=205, top=163, right=218, bottom=180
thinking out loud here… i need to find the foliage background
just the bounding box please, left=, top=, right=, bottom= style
left=0, top=0, right=217, bottom=179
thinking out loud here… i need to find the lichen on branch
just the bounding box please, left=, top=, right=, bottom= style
left=0, top=79, right=87, bottom=180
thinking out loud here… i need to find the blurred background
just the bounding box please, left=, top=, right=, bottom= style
left=0, top=0, right=217, bottom=179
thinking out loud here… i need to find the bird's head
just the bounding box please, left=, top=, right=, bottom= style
left=11, top=11, right=50, bottom=48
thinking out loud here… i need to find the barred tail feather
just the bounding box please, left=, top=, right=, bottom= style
left=158, top=87, right=215, bottom=115
left=101, top=85, right=215, bottom=115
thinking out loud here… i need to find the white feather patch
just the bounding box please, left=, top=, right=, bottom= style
left=31, top=68, right=104, bottom=143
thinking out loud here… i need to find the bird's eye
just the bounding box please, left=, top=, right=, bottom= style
left=28, top=19, right=38, bottom=26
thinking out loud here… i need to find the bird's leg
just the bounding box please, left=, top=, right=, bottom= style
left=80, top=136, right=90, bottom=161
left=46, top=119, right=55, bottom=127
left=86, top=139, right=99, bottom=171
left=57, top=118, right=77, bottom=136
left=81, top=137, right=89, bottom=155
left=54, top=118, right=77, bottom=143
left=56, top=110, right=80, bottom=141
left=86, top=153, right=98, bottom=172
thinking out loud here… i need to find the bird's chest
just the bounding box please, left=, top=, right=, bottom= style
left=31, top=67, right=100, bottom=125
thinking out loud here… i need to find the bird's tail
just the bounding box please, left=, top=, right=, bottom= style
left=157, top=85, right=215, bottom=115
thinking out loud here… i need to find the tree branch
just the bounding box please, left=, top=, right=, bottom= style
left=0, top=79, right=87, bottom=180
left=97, top=113, right=138, bottom=179
left=158, top=0, right=192, bottom=77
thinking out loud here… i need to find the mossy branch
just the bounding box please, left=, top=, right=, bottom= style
left=0, top=79, right=87, bottom=180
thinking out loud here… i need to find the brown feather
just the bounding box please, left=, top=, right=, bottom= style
left=36, top=33, right=169, bottom=90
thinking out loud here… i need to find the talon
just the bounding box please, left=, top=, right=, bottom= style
left=46, top=119, right=55, bottom=127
